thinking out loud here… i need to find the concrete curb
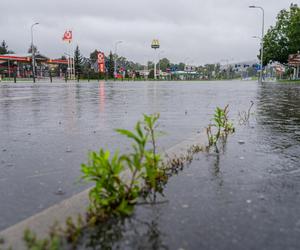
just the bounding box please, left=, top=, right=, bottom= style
left=0, top=131, right=208, bottom=249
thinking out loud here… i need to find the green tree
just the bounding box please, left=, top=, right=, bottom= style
left=246, top=66, right=257, bottom=78
left=74, top=45, right=83, bottom=77
left=90, top=49, right=98, bottom=62
left=148, top=69, right=154, bottom=79
left=178, top=62, right=185, bottom=71
left=81, top=57, right=91, bottom=78
left=158, top=57, right=170, bottom=72
left=108, top=51, right=114, bottom=78
left=0, top=40, right=9, bottom=54
left=204, top=64, right=216, bottom=79
left=88, top=49, right=100, bottom=74
left=214, top=63, right=221, bottom=78
left=0, top=40, right=14, bottom=54
left=147, top=61, right=154, bottom=70
left=263, top=4, right=300, bottom=65
left=287, top=4, right=300, bottom=53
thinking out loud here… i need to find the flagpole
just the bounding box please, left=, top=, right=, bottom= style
left=69, top=29, right=72, bottom=80
left=67, top=53, right=70, bottom=79
left=69, top=42, right=72, bottom=79
left=62, top=29, right=74, bottom=80
left=68, top=42, right=71, bottom=80
left=71, top=28, right=75, bottom=80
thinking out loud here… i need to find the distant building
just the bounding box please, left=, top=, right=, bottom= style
left=171, top=70, right=198, bottom=80
left=264, top=62, right=285, bottom=79
left=136, top=69, right=150, bottom=78
left=288, top=53, right=300, bottom=79
left=0, top=53, right=68, bottom=78
left=159, top=71, right=171, bottom=80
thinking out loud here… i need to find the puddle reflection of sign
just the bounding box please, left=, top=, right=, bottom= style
left=97, top=52, right=105, bottom=73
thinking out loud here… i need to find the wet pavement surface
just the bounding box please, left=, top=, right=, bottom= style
left=74, top=82, right=300, bottom=250
left=1, top=80, right=300, bottom=249
left=0, top=80, right=256, bottom=230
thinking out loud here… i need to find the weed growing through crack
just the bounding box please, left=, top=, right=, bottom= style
left=23, top=229, right=61, bottom=250
left=164, top=144, right=204, bottom=175
left=141, top=114, right=168, bottom=201
left=4, top=113, right=206, bottom=250
left=206, top=105, right=235, bottom=150
left=81, top=148, right=138, bottom=219
left=238, top=101, right=254, bottom=125
left=81, top=113, right=166, bottom=222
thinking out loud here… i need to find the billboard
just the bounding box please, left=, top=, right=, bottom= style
left=97, top=52, right=105, bottom=73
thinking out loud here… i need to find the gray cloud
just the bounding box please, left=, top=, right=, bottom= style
left=1, top=0, right=294, bottom=64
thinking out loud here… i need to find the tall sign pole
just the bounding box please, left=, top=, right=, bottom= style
left=62, top=30, right=74, bottom=79
left=97, top=51, right=105, bottom=79
left=151, top=39, right=160, bottom=80
left=31, top=22, right=39, bottom=83
left=114, top=41, right=123, bottom=79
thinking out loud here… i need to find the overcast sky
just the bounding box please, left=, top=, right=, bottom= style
left=1, top=0, right=296, bottom=65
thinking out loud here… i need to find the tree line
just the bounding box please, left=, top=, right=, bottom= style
left=0, top=40, right=13, bottom=54
left=0, top=40, right=253, bottom=80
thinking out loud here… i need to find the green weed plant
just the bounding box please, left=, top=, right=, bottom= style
left=206, top=105, right=235, bottom=148
left=2, top=113, right=207, bottom=250
left=238, top=101, right=254, bottom=125
left=23, top=229, right=61, bottom=250
left=81, top=113, right=166, bottom=221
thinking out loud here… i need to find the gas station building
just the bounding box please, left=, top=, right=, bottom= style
left=0, top=53, right=68, bottom=79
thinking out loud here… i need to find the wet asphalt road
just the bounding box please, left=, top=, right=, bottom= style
left=73, top=82, right=300, bottom=250
left=0, top=80, right=257, bottom=230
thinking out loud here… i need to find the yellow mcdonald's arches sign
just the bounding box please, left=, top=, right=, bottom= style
left=151, top=39, right=160, bottom=49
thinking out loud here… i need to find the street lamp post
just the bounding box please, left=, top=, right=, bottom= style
left=31, top=22, right=39, bottom=83
left=249, top=5, right=265, bottom=83
left=184, top=58, right=195, bottom=80
left=114, top=41, right=123, bottom=79
left=158, top=50, right=165, bottom=79
left=184, top=57, right=190, bottom=80
left=252, top=36, right=262, bottom=76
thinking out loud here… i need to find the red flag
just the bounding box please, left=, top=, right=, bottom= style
left=62, top=30, right=72, bottom=43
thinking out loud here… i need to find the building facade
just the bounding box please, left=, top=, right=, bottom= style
left=0, top=53, right=68, bottom=79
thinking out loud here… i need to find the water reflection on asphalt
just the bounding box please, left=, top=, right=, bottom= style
left=73, top=81, right=300, bottom=250
left=78, top=81, right=300, bottom=250
left=1, top=81, right=299, bottom=249
left=0, top=81, right=256, bottom=230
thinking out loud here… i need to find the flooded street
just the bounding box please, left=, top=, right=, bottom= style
left=0, top=80, right=300, bottom=249
left=0, top=80, right=256, bottom=230
left=74, top=81, right=300, bottom=250
left=131, top=82, right=300, bottom=250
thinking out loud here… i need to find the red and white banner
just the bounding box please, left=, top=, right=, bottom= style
left=62, top=30, right=72, bottom=43
left=97, top=52, right=105, bottom=73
